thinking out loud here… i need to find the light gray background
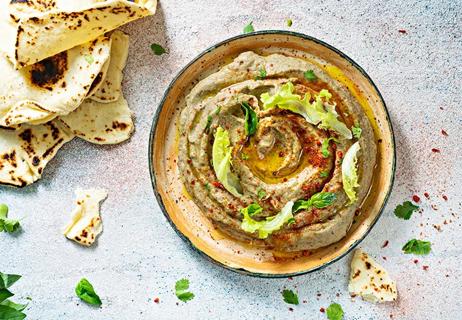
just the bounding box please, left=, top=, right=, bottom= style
left=1, top=1, right=461, bottom=319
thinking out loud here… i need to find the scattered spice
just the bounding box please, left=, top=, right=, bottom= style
left=414, top=259, right=419, bottom=264
left=431, top=148, right=440, bottom=153
left=424, top=192, right=430, bottom=199
left=288, top=307, right=294, bottom=312
left=422, top=265, right=429, bottom=271
left=154, top=297, right=160, bottom=303
left=398, top=29, right=407, bottom=34
left=442, top=195, right=448, bottom=201
left=441, top=129, right=448, bottom=136
left=412, top=195, right=420, bottom=203
left=382, top=240, right=389, bottom=248
left=320, top=307, right=325, bottom=313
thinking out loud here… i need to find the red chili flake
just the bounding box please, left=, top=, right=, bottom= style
left=288, top=307, right=294, bottom=312
left=398, top=29, right=407, bottom=34
left=382, top=256, right=387, bottom=260
left=320, top=307, right=325, bottom=313
left=441, top=129, right=448, bottom=136
left=279, top=151, right=285, bottom=157
left=154, top=297, right=160, bottom=303
left=186, top=159, right=192, bottom=164
left=316, top=140, right=322, bottom=146
left=442, top=195, right=448, bottom=201
left=424, top=192, right=430, bottom=199
left=191, top=180, right=196, bottom=186
left=431, top=148, right=440, bottom=153
left=382, top=240, right=389, bottom=248
left=212, top=181, right=224, bottom=189
left=283, top=178, right=288, bottom=182
left=414, top=259, right=419, bottom=264
left=422, top=265, right=429, bottom=271
left=317, top=293, right=322, bottom=297
left=337, top=151, right=343, bottom=158
left=412, top=195, right=420, bottom=203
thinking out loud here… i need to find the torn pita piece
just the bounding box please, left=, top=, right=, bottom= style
left=63, top=188, right=108, bottom=247
left=0, top=0, right=157, bottom=69
left=349, top=249, right=398, bottom=303
left=0, top=121, right=74, bottom=187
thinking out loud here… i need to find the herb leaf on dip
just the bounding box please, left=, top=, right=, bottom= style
left=293, top=192, right=336, bottom=213
left=241, top=102, right=258, bottom=136
left=304, top=70, right=317, bottom=81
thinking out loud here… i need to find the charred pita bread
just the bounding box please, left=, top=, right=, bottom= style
left=0, top=0, right=156, bottom=69
left=0, top=35, right=112, bottom=127
left=349, top=249, right=398, bottom=303
left=63, top=188, right=107, bottom=246
left=0, top=121, right=74, bottom=187
left=60, top=95, right=133, bottom=145
left=90, top=30, right=129, bottom=103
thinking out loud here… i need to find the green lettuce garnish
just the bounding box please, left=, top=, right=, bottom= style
left=212, top=127, right=242, bottom=197
left=260, top=82, right=352, bottom=139
left=240, top=201, right=294, bottom=239
left=341, top=141, right=360, bottom=204
left=241, top=102, right=258, bottom=136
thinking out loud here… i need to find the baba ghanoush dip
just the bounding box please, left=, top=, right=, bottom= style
left=178, top=51, right=376, bottom=252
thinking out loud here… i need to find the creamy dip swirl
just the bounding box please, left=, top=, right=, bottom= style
left=178, top=52, right=376, bottom=252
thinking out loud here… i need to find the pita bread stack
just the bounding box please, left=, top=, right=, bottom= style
left=0, top=0, right=157, bottom=187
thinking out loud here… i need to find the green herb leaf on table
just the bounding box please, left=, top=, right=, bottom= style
left=257, top=188, right=267, bottom=200
left=394, top=201, right=419, bottom=220
left=255, top=67, right=267, bottom=80
left=0, top=272, right=21, bottom=289
left=150, top=43, right=167, bottom=56
left=321, top=137, right=337, bottom=158
left=241, top=102, right=258, bottom=136
left=243, top=22, right=255, bottom=33
left=0, top=300, right=26, bottom=312
left=293, top=192, right=336, bottom=213
left=175, top=279, right=195, bottom=303
left=75, top=278, right=102, bottom=306
left=402, top=239, right=431, bottom=255
left=286, top=19, right=293, bottom=27
left=326, top=303, right=344, bottom=320
left=0, top=289, right=13, bottom=303
left=0, top=305, right=26, bottom=320
left=352, top=122, right=362, bottom=139
left=0, top=205, right=21, bottom=234
left=282, top=289, right=299, bottom=305
left=304, top=70, right=317, bottom=81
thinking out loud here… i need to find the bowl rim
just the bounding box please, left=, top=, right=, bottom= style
left=148, top=30, right=396, bottom=278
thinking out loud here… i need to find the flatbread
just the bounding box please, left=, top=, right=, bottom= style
left=0, top=35, right=112, bottom=127
left=60, top=95, right=134, bottom=145
left=349, top=249, right=398, bottom=303
left=0, top=121, right=74, bottom=187
left=0, top=0, right=157, bottom=69
left=90, top=30, right=130, bottom=103
left=63, top=188, right=108, bottom=246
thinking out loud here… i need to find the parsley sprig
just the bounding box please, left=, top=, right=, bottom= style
left=282, top=289, right=299, bottom=305
left=0, top=204, right=21, bottom=233
left=175, top=279, right=195, bottom=302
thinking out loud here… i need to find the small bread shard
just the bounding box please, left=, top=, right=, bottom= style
left=90, top=30, right=130, bottom=103
left=63, top=188, right=108, bottom=247
left=0, top=35, right=112, bottom=127
left=0, top=0, right=157, bottom=69
left=0, top=120, right=75, bottom=187
left=59, top=95, right=134, bottom=145
left=348, top=249, right=398, bottom=303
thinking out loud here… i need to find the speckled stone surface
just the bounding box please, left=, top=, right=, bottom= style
left=1, top=1, right=461, bottom=319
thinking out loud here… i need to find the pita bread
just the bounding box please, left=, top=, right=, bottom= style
left=63, top=188, right=107, bottom=246
left=349, top=249, right=398, bottom=303
left=0, top=120, right=74, bottom=187
left=0, top=0, right=157, bottom=69
left=0, top=35, right=112, bottom=127
left=60, top=95, right=133, bottom=145
left=90, top=30, right=129, bottom=103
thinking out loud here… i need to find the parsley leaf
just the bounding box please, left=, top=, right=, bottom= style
left=282, top=289, right=299, bottom=305
left=244, top=203, right=263, bottom=217
left=175, top=279, right=195, bottom=303
left=205, top=115, right=213, bottom=132
left=241, top=102, right=258, bottom=136
left=257, top=188, right=267, bottom=200
left=0, top=289, right=13, bottom=303
left=394, top=201, right=419, bottom=220
left=286, top=19, right=293, bottom=27
left=84, top=55, right=94, bottom=64
left=293, top=192, right=336, bottom=213
left=75, top=278, right=102, bottom=306
left=255, top=67, right=267, bottom=80
left=321, top=138, right=337, bottom=158
left=326, top=303, right=344, bottom=320
left=352, top=122, right=362, bottom=139
left=241, top=153, right=249, bottom=160
left=215, top=106, right=222, bottom=115
left=304, top=70, right=317, bottom=81
left=0, top=205, right=21, bottom=234
left=402, top=239, right=431, bottom=255
left=243, top=22, right=255, bottom=33
left=0, top=305, right=26, bottom=320
left=320, top=171, right=329, bottom=178
left=150, top=43, right=167, bottom=56
left=287, top=217, right=296, bottom=226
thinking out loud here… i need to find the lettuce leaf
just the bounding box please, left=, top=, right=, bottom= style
left=240, top=201, right=294, bottom=239
left=260, top=82, right=352, bottom=139
left=342, top=141, right=361, bottom=204
left=212, top=127, right=243, bottom=197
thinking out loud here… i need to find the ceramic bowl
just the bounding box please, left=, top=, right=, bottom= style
left=149, top=31, right=395, bottom=277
